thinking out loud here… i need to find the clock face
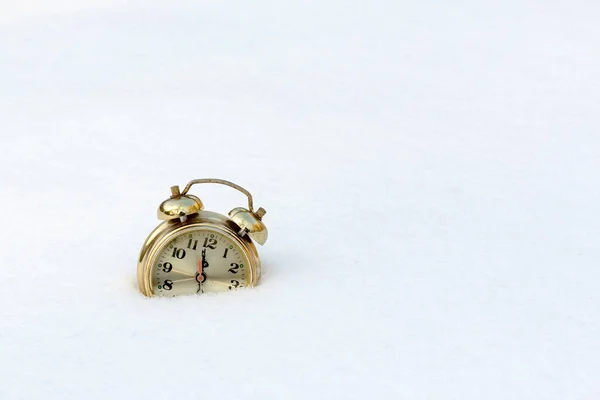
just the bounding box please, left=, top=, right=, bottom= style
left=151, top=228, right=251, bottom=296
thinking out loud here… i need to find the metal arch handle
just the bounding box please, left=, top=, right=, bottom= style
left=180, top=178, right=255, bottom=212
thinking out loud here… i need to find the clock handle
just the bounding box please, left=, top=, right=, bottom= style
left=179, top=178, right=260, bottom=214
left=178, top=178, right=267, bottom=245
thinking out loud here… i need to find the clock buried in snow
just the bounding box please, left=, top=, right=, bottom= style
left=137, top=178, right=268, bottom=297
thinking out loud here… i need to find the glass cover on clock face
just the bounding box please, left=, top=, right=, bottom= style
left=151, top=229, right=251, bottom=296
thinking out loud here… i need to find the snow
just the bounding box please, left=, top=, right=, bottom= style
left=1, top=1, right=599, bottom=398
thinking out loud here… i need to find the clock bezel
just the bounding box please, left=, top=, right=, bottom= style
left=137, top=210, right=261, bottom=297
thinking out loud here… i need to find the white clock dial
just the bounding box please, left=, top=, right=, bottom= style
left=151, top=229, right=251, bottom=296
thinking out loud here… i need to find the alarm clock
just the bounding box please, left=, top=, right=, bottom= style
left=137, top=178, right=268, bottom=297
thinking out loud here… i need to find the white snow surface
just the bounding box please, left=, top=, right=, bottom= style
left=1, top=1, right=599, bottom=399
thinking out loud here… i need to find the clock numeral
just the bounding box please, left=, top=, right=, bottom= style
left=162, top=262, right=173, bottom=273
left=172, top=247, right=186, bottom=259
left=228, top=263, right=239, bottom=274
left=163, top=280, right=173, bottom=290
left=203, top=237, right=217, bottom=250
left=223, top=248, right=229, bottom=258
left=229, top=280, right=240, bottom=290
left=187, top=239, right=198, bottom=250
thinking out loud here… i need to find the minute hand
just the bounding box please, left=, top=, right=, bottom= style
left=201, top=249, right=209, bottom=269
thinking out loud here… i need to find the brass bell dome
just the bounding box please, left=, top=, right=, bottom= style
left=229, top=207, right=268, bottom=245
left=158, top=189, right=204, bottom=220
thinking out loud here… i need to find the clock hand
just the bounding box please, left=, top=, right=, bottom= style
left=195, top=258, right=206, bottom=283
left=172, top=268, right=194, bottom=277
left=202, top=249, right=209, bottom=270
left=195, top=248, right=210, bottom=293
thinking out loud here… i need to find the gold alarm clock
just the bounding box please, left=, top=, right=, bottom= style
left=137, top=178, right=268, bottom=297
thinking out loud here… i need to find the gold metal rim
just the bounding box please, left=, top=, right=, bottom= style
left=138, top=214, right=260, bottom=297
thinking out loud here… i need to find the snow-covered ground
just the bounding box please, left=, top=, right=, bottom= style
left=1, top=1, right=599, bottom=399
